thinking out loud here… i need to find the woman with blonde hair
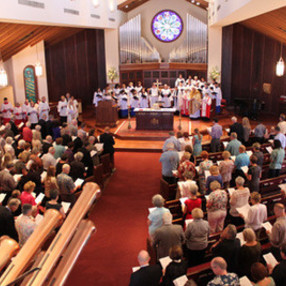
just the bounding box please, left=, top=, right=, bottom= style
left=1, top=152, right=12, bottom=169
left=242, top=117, right=251, bottom=145
left=205, top=165, right=223, bottom=194
left=218, top=151, right=234, bottom=188
left=238, top=228, right=261, bottom=278
left=198, top=151, right=213, bottom=194
left=207, top=180, right=227, bottom=234
left=43, top=165, right=59, bottom=199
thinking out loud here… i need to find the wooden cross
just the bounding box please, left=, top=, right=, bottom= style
left=155, top=79, right=162, bottom=89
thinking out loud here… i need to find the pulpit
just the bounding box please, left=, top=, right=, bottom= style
left=95, top=101, right=118, bottom=127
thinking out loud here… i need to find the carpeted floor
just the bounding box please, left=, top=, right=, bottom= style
left=66, top=152, right=162, bottom=286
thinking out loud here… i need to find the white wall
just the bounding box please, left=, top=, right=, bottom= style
left=127, top=0, right=207, bottom=61
left=8, top=41, right=49, bottom=104
left=0, top=0, right=125, bottom=29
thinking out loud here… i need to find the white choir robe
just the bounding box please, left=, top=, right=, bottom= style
left=0, top=102, right=13, bottom=119
left=13, top=107, right=23, bottom=121
left=119, top=95, right=128, bottom=110
left=38, top=102, right=50, bottom=121
left=201, top=95, right=212, bottom=118
left=28, top=107, right=38, bottom=124
left=175, top=78, right=186, bottom=87
left=135, top=86, right=143, bottom=93
left=114, top=88, right=121, bottom=97
left=214, top=87, right=222, bottom=107
left=161, top=88, right=172, bottom=108
left=139, top=93, right=149, bottom=108
left=149, top=88, right=159, bottom=107
left=22, top=103, right=30, bottom=120
left=186, top=78, right=193, bottom=86
left=130, top=97, right=140, bottom=109
left=67, top=106, right=76, bottom=123
left=175, top=87, right=185, bottom=110
left=57, top=100, right=68, bottom=117
left=93, top=92, right=103, bottom=107
left=192, top=80, right=201, bottom=87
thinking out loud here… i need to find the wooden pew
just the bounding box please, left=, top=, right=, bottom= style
left=160, top=178, right=177, bottom=201
left=0, top=236, right=19, bottom=272
left=23, top=183, right=100, bottom=286
left=100, top=153, right=112, bottom=178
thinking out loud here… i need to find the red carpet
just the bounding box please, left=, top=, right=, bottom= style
left=66, top=152, right=162, bottom=286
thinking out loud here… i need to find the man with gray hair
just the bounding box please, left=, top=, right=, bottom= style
left=162, top=131, right=181, bottom=152
left=129, top=250, right=162, bottom=286
left=225, top=133, right=241, bottom=156
left=57, top=164, right=77, bottom=196
left=159, top=142, right=179, bottom=184
left=153, top=212, right=185, bottom=259
left=229, top=116, right=243, bottom=143
left=42, top=146, right=56, bottom=170
left=207, top=257, right=239, bottom=286
left=211, top=224, right=240, bottom=273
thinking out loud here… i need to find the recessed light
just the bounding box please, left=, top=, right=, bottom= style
left=196, top=2, right=200, bottom=5
left=191, top=0, right=195, bottom=3
left=125, top=5, right=129, bottom=8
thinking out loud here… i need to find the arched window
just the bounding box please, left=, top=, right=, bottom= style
left=23, top=65, right=38, bottom=103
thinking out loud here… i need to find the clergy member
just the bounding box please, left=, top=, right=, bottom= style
left=28, top=101, right=39, bottom=128
left=175, top=73, right=186, bottom=87
left=135, top=81, right=143, bottom=93
left=189, top=87, right=202, bottom=119
left=0, top=97, right=13, bottom=124
left=118, top=91, right=128, bottom=118
left=38, top=97, right=50, bottom=122
left=22, top=99, right=30, bottom=122
left=214, top=82, right=222, bottom=114
left=57, top=95, right=68, bottom=124
left=201, top=92, right=212, bottom=120
left=186, top=75, right=193, bottom=87
left=149, top=82, right=159, bottom=108
left=13, top=102, right=23, bottom=126
left=161, top=84, right=172, bottom=108
left=175, top=82, right=185, bottom=111
left=93, top=88, right=103, bottom=107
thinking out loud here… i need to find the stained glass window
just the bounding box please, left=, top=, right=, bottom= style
left=23, top=66, right=38, bottom=103
left=151, top=10, right=183, bottom=42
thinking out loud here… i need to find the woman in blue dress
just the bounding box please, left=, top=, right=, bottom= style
left=192, top=128, right=203, bottom=157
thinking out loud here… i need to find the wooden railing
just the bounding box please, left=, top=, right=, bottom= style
left=0, top=236, right=19, bottom=272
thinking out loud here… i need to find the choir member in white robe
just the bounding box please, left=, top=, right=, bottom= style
left=22, top=100, right=30, bottom=122
left=214, top=83, right=222, bottom=114
left=118, top=93, right=128, bottom=118
left=175, top=74, right=186, bottom=87
left=38, top=97, right=50, bottom=122
left=139, top=88, right=149, bottom=108
left=114, top=84, right=121, bottom=98
left=192, top=76, right=200, bottom=87
left=71, top=96, right=79, bottom=120
left=28, top=102, right=39, bottom=128
left=130, top=92, right=140, bottom=116
left=127, top=82, right=135, bottom=101
left=186, top=75, right=193, bottom=86
left=0, top=97, right=13, bottom=125
left=149, top=83, right=159, bottom=107
left=13, top=103, right=23, bottom=126
left=135, top=81, right=143, bottom=94
left=201, top=92, right=212, bottom=120
left=175, top=82, right=185, bottom=111
left=67, top=100, right=76, bottom=123
left=93, top=89, right=103, bottom=107
left=161, top=84, right=172, bottom=108
left=57, top=96, right=68, bottom=124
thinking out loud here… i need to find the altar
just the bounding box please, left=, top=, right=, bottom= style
left=134, top=108, right=176, bottom=131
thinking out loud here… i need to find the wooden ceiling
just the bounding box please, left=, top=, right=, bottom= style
left=118, top=0, right=208, bottom=12
left=242, top=6, right=286, bottom=45
left=0, top=23, right=83, bottom=61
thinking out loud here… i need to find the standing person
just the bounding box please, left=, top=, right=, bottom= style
left=162, top=131, right=181, bottom=152
left=278, top=113, right=286, bottom=135
left=198, top=151, right=213, bottom=194
left=267, top=203, right=286, bottom=261
left=139, top=88, right=149, bottom=108
left=13, top=103, right=23, bottom=126
left=67, top=99, right=76, bottom=124
left=118, top=91, right=128, bottom=118
left=70, top=96, right=79, bottom=120
left=159, top=143, right=179, bottom=184
left=274, top=126, right=286, bottom=149
left=218, top=151, right=234, bottom=188
left=225, top=133, right=242, bottom=156
left=27, top=101, right=38, bottom=129
left=242, top=117, right=251, bottom=145
left=247, top=155, right=262, bottom=192
left=99, top=127, right=116, bottom=172
left=229, top=117, right=244, bottom=143
left=201, top=92, right=212, bottom=120
left=210, top=118, right=222, bottom=153
left=129, top=250, right=162, bottom=286
left=189, top=87, right=202, bottom=119
left=214, top=82, right=222, bottom=114
left=0, top=97, right=13, bottom=124
left=57, top=96, right=68, bottom=125
left=161, top=84, right=172, bottom=108
left=254, top=121, right=267, bottom=144
left=252, top=143, right=264, bottom=167
left=207, top=257, right=239, bottom=286
left=38, top=97, right=50, bottom=122
left=192, top=128, right=203, bottom=157
left=175, top=73, right=186, bottom=87
left=269, top=139, right=285, bottom=178
left=149, top=82, right=159, bottom=107
left=93, top=88, right=103, bottom=107
left=22, top=99, right=30, bottom=122
left=269, top=243, right=286, bottom=285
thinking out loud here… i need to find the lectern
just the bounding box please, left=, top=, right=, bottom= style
left=95, top=101, right=118, bottom=127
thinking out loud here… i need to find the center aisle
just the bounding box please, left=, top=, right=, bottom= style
left=66, top=152, right=162, bottom=286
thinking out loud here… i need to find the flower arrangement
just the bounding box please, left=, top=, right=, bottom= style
left=107, top=67, right=118, bottom=83
left=209, top=66, right=221, bottom=81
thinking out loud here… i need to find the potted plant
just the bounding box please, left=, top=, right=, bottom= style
left=107, top=67, right=118, bottom=84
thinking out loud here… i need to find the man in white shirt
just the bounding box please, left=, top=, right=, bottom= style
left=57, top=96, right=68, bottom=125
left=38, top=97, right=50, bottom=122
left=244, top=192, right=267, bottom=231
left=0, top=97, right=13, bottom=125
left=278, top=114, right=286, bottom=135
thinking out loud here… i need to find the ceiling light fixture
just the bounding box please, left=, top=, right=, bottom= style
left=276, top=42, right=285, bottom=77
left=92, top=0, right=100, bottom=8
left=0, top=50, right=8, bottom=87
left=35, top=44, right=43, bottom=77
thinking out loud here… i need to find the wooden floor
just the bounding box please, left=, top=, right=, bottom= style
left=80, top=107, right=278, bottom=152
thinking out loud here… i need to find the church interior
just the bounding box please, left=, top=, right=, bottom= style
left=0, top=0, right=286, bottom=285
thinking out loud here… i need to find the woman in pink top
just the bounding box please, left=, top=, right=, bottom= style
left=20, top=181, right=38, bottom=215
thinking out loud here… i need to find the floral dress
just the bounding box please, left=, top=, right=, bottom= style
left=198, top=160, right=213, bottom=194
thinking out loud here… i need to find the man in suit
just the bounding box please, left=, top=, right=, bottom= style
left=0, top=199, right=20, bottom=242
left=153, top=212, right=185, bottom=259
left=99, top=127, right=115, bottom=171
left=229, top=116, right=244, bottom=143
left=129, top=250, right=162, bottom=286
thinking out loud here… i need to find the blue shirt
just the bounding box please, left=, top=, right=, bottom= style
left=225, top=139, right=242, bottom=156
left=162, top=137, right=181, bottom=152
left=211, top=123, right=222, bottom=139
left=235, top=153, right=250, bottom=170
left=274, top=133, right=286, bottom=149
left=159, top=151, right=179, bottom=177
left=148, top=207, right=170, bottom=235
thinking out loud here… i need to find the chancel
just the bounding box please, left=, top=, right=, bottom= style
left=0, top=0, right=286, bottom=285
